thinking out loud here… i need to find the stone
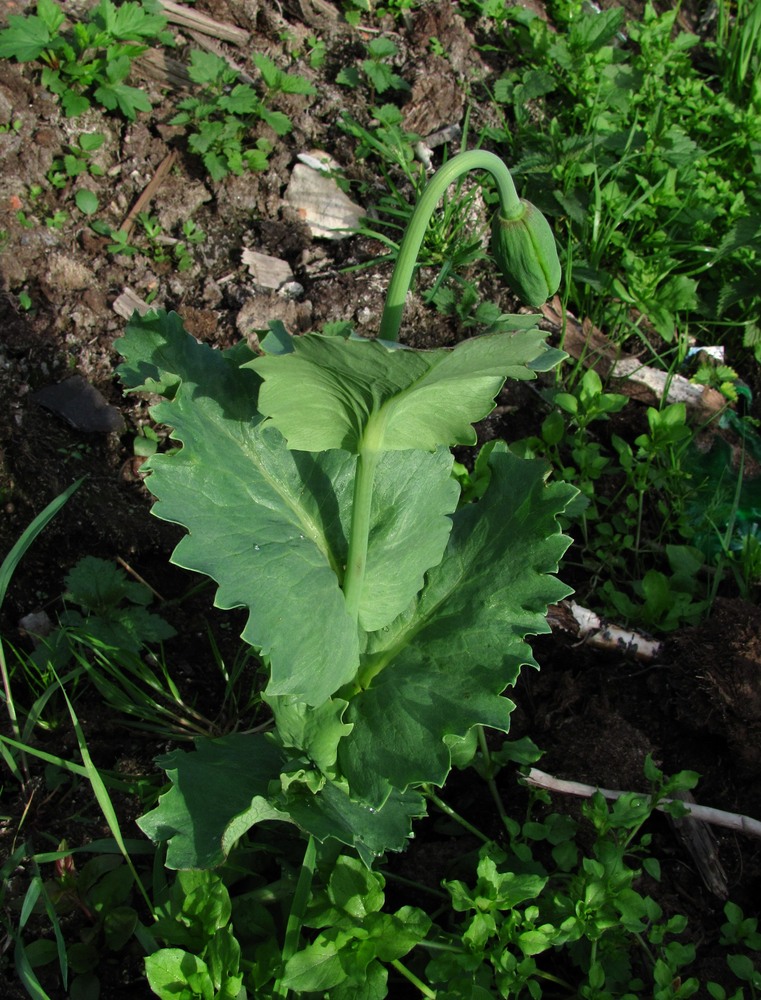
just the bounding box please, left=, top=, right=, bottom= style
left=33, top=376, right=125, bottom=433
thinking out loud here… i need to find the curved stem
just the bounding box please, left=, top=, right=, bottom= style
left=378, top=150, right=522, bottom=343
left=425, top=788, right=493, bottom=845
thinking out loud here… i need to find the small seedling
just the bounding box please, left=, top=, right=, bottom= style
left=75, top=189, right=99, bottom=216
left=46, top=132, right=106, bottom=189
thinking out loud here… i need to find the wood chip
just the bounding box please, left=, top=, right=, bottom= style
left=134, top=49, right=192, bottom=90
left=669, top=787, right=729, bottom=900
left=611, top=356, right=726, bottom=416
left=284, top=162, right=365, bottom=239
left=242, top=249, right=294, bottom=290
left=540, top=297, right=727, bottom=417
left=113, top=288, right=152, bottom=319
left=546, top=600, right=663, bottom=662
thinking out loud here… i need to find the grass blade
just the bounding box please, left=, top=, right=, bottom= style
left=54, top=672, right=155, bottom=918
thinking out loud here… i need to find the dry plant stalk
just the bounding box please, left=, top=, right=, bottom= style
left=156, top=0, right=250, bottom=45
left=525, top=767, right=761, bottom=839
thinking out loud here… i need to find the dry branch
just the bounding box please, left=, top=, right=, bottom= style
left=547, top=600, right=662, bottom=662
left=540, top=297, right=727, bottom=417
left=525, top=767, right=761, bottom=839
left=119, top=151, right=177, bottom=236
left=156, top=0, right=250, bottom=45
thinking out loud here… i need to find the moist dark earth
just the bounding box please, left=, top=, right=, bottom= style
left=1, top=1, right=760, bottom=997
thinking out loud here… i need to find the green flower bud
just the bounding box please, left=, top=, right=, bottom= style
left=491, top=199, right=561, bottom=307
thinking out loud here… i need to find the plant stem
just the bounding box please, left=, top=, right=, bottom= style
left=476, top=726, right=513, bottom=835
left=425, top=789, right=493, bottom=845
left=273, top=834, right=317, bottom=998
left=343, top=415, right=385, bottom=624
left=378, top=150, right=521, bottom=343
left=391, top=958, right=438, bottom=998
left=382, top=870, right=449, bottom=901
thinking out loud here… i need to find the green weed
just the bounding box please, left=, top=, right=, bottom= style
left=170, top=49, right=315, bottom=181
left=485, top=2, right=761, bottom=352
left=337, top=36, right=410, bottom=97
left=0, top=0, right=172, bottom=120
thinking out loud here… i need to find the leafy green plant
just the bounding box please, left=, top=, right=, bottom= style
left=337, top=36, right=410, bottom=97
left=26, top=847, right=151, bottom=1000
left=0, top=0, right=172, bottom=120
left=173, top=218, right=207, bottom=272
left=115, top=150, right=570, bottom=884
left=46, top=132, right=105, bottom=189
left=487, top=1, right=761, bottom=352
left=422, top=755, right=717, bottom=999
left=145, top=855, right=433, bottom=999
left=41, top=555, right=175, bottom=662
left=170, top=49, right=315, bottom=181
left=600, top=544, right=708, bottom=632
left=713, top=0, right=761, bottom=107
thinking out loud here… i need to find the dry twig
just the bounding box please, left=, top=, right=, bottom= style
left=156, top=0, right=250, bottom=45
left=525, top=767, right=761, bottom=839
left=119, top=150, right=177, bottom=236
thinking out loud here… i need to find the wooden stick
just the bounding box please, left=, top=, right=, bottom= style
left=547, top=599, right=662, bottom=662
left=120, top=150, right=177, bottom=236
left=116, top=556, right=167, bottom=603
left=156, top=0, right=250, bottom=45
left=525, top=768, right=761, bottom=839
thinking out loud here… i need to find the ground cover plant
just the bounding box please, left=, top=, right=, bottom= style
left=1, top=0, right=761, bottom=998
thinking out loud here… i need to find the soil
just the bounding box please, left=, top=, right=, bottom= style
left=1, top=1, right=759, bottom=998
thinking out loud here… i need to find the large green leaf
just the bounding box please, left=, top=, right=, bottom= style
left=354, top=447, right=458, bottom=631
left=147, top=417, right=360, bottom=703
left=340, top=445, right=577, bottom=806
left=139, top=734, right=424, bottom=868
left=283, top=781, right=425, bottom=866
left=138, top=735, right=290, bottom=870
left=249, top=329, right=556, bottom=453
left=116, top=312, right=461, bottom=698
left=117, top=312, right=359, bottom=703
left=116, top=309, right=254, bottom=404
